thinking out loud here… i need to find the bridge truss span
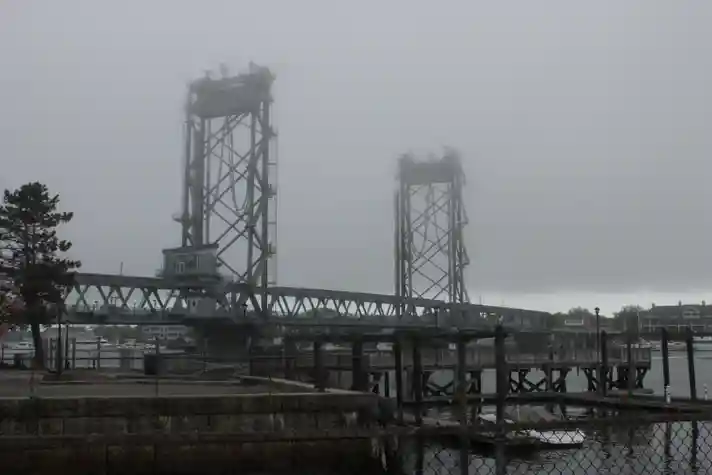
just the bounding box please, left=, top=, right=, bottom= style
left=65, top=273, right=549, bottom=329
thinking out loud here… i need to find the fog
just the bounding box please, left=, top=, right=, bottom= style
left=2, top=1, right=712, bottom=312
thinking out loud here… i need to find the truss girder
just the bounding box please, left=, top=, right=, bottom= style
left=396, top=151, right=470, bottom=305
left=181, top=67, right=276, bottom=291
left=63, top=273, right=548, bottom=328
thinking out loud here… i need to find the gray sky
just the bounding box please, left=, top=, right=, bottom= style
left=2, top=1, right=712, bottom=303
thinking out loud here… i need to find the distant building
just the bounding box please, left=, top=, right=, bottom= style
left=500, top=313, right=548, bottom=330
left=40, top=326, right=96, bottom=342
left=557, top=314, right=614, bottom=332
left=141, top=325, right=190, bottom=341
left=639, top=301, right=712, bottom=332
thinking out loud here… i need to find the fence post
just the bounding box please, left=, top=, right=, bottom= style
left=71, top=338, right=76, bottom=369
left=455, top=332, right=468, bottom=475
left=47, top=339, right=54, bottom=370
left=394, top=336, right=404, bottom=424
left=313, top=339, right=324, bottom=391
left=626, top=331, right=635, bottom=396
left=661, top=328, right=670, bottom=396
left=494, top=325, right=507, bottom=475
left=600, top=331, right=608, bottom=397
left=96, top=337, right=101, bottom=371
left=412, top=335, right=423, bottom=426
left=154, top=337, right=160, bottom=396
left=686, top=328, right=697, bottom=400
left=352, top=337, right=366, bottom=392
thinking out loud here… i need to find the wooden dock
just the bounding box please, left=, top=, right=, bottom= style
left=293, top=346, right=652, bottom=371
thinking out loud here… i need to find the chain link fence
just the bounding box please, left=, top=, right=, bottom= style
left=387, top=412, right=712, bottom=475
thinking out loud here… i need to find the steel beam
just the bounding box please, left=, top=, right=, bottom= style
left=395, top=150, right=469, bottom=304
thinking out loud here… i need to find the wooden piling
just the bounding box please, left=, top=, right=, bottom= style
left=626, top=331, right=635, bottom=396
left=412, top=337, right=423, bottom=426
left=394, top=338, right=404, bottom=424
left=494, top=325, right=506, bottom=424
left=686, top=328, right=697, bottom=400
left=600, top=331, right=609, bottom=397
left=352, top=338, right=365, bottom=392
left=661, top=328, right=670, bottom=393
left=456, top=334, right=468, bottom=475
left=313, top=340, right=324, bottom=391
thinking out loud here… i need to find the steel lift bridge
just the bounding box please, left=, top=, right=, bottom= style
left=63, top=63, right=549, bottom=330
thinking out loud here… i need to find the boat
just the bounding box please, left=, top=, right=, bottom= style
left=630, top=339, right=654, bottom=350
left=651, top=341, right=686, bottom=352
left=7, top=341, right=34, bottom=352
left=693, top=336, right=712, bottom=352
left=479, top=410, right=585, bottom=448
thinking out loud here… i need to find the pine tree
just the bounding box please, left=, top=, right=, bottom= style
left=0, top=182, right=80, bottom=367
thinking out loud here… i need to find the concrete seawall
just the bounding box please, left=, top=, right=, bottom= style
left=0, top=375, right=386, bottom=474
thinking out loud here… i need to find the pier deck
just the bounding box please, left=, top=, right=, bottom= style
left=294, top=346, right=652, bottom=371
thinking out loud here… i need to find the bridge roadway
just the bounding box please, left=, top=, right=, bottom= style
left=63, top=273, right=550, bottom=329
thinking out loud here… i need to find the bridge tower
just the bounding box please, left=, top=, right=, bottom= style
left=167, top=63, right=277, bottom=312
left=395, top=150, right=469, bottom=305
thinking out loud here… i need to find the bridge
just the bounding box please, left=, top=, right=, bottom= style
left=60, top=63, right=550, bottom=332
left=64, top=273, right=549, bottom=329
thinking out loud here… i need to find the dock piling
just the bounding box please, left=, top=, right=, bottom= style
left=313, top=340, right=324, bottom=391
left=661, top=328, right=671, bottom=394
left=626, top=331, right=634, bottom=396
left=600, top=331, right=609, bottom=397
left=455, top=334, right=468, bottom=475
left=394, top=338, right=404, bottom=424
left=412, top=337, right=423, bottom=425
left=686, top=328, right=697, bottom=400
left=494, top=324, right=507, bottom=475
left=351, top=338, right=365, bottom=391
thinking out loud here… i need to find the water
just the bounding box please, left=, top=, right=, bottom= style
left=397, top=352, right=712, bottom=474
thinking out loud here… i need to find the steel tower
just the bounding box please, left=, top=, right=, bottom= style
left=177, top=63, right=277, bottom=290
left=395, top=150, right=469, bottom=304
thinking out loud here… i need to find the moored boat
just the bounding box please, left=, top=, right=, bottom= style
left=478, top=413, right=585, bottom=448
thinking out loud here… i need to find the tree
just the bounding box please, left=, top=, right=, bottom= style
left=0, top=279, right=23, bottom=327
left=567, top=306, right=594, bottom=319
left=0, top=182, right=80, bottom=367
left=545, top=312, right=567, bottom=330
left=614, top=305, right=644, bottom=332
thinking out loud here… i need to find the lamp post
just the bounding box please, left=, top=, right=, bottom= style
left=595, top=307, right=601, bottom=363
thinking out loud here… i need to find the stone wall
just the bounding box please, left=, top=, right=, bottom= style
left=0, top=390, right=384, bottom=474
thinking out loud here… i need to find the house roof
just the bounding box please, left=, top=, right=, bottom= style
left=644, top=304, right=710, bottom=317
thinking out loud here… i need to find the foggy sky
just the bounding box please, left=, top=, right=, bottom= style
left=2, top=1, right=712, bottom=300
